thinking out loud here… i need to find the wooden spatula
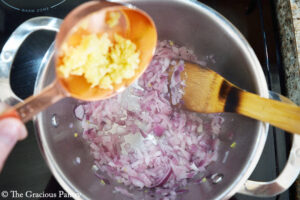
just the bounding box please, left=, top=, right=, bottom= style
left=175, top=61, right=300, bottom=134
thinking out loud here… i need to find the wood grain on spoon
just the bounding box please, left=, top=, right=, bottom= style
left=175, top=62, right=300, bottom=134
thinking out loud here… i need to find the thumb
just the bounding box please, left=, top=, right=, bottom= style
left=0, top=118, right=27, bottom=172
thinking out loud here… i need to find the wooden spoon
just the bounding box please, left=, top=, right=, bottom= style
left=175, top=61, right=300, bottom=134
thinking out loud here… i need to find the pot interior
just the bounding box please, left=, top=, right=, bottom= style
left=35, top=0, right=268, bottom=199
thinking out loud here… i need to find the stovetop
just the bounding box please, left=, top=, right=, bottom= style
left=0, top=0, right=294, bottom=200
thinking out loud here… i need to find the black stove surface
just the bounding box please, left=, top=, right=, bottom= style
left=0, top=0, right=294, bottom=200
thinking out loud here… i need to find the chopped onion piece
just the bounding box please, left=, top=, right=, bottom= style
left=79, top=40, right=224, bottom=198
left=74, top=104, right=85, bottom=120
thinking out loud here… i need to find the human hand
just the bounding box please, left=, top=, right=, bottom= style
left=0, top=103, right=27, bottom=172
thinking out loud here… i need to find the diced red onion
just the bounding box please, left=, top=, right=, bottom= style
left=150, top=167, right=172, bottom=188
left=175, top=188, right=189, bottom=194
left=74, top=104, right=85, bottom=120
left=79, top=40, right=224, bottom=198
left=94, top=171, right=110, bottom=185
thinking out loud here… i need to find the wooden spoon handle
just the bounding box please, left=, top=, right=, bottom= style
left=230, top=88, right=300, bottom=134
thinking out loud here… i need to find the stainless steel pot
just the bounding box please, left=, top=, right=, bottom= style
left=1, top=0, right=299, bottom=199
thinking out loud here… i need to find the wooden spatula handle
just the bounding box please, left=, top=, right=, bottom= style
left=232, top=88, right=300, bottom=134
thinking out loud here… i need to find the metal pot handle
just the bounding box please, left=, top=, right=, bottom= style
left=0, top=17, right=62, bottom=106
left=238, top=91, right=300, bottom=197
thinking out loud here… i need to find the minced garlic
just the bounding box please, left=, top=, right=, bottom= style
left=106, top=11, right=121, bottom=28
left=58, top=33, right=140, bottom=89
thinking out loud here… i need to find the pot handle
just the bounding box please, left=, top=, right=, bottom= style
left=0, top=17, right=62, bottom=106
left=238, top=91, right=300, bottom=197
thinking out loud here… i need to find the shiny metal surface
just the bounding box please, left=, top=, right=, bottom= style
left=0, top=16, right=61, bottom=106
left=238, top=92, right=300, bottom=197
left=33, top=0, right=271, bottom=199
left=3, top=0, right=298, bottom=200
